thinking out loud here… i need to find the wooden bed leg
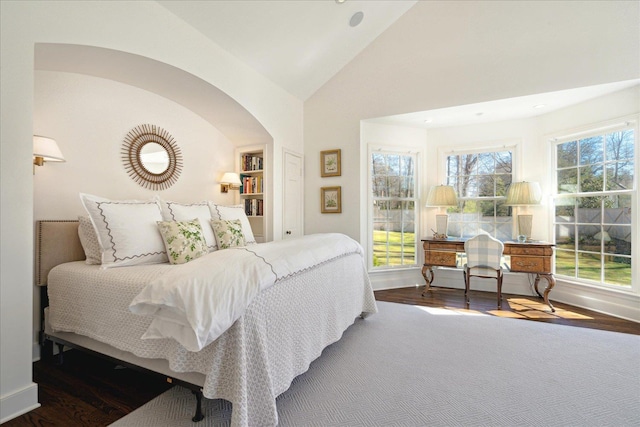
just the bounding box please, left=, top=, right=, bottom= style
left=192, top=390, right=204, bottom=422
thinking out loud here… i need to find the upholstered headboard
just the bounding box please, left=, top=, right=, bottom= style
left=35, top=220, right=85, bottom=286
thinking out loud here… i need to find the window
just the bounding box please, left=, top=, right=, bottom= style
left=370, top=150, right=418, bottom=269
left=445, top=148, right=514, bottom=240
left=554, top=126, right=635, bottom=288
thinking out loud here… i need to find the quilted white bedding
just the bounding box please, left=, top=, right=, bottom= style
left=47, top=234, right=377, bottom=427
left=130, top=233, right=364, bottom=351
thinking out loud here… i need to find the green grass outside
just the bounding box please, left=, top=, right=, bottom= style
left=373, top=230, right=416, bottom=266
left=555, top=250, right=631, bottom=287
left=374, top=231, right=631, bottom=286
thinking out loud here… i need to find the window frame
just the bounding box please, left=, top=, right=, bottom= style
left=367, top=145, right=421, bottom=271
left=439, top=142, right=519, bottom=240
left=550, top=116, right=638, bottom=293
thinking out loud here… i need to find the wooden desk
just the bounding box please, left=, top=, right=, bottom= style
left=421, top=237, right=556, bottom=312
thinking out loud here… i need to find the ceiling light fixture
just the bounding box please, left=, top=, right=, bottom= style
left=423, top=118, right=433, bottom=123
left=349, top=11, right=364, bottom=27
left=335, top=0, right=346, bottom=3
left=534, top=104, right=546, bottom=109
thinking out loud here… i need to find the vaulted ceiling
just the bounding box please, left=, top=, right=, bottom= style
left=157, top=0, right=638, bottom=128
left=157, top=0, right=417, bottom=100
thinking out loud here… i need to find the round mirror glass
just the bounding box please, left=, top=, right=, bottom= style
left=139, top=142, right=170, bottom=174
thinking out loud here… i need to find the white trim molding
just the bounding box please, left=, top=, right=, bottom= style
left=551, top=279, right=640, bottom=323
left=0, top=382, right=39, bottom=424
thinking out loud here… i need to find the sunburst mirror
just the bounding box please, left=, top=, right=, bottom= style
left=122, top=124, right=182, bottom=190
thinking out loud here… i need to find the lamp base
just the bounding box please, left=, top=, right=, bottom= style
left=517, top=214, right=533, bottom=241
left=435, top=214, right=449, bottom=238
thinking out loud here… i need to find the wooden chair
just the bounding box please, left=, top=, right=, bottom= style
left=463, top=234, right=504, bottom=309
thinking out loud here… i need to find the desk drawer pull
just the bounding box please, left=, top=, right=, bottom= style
left=508, top=247, right=545, bottom=256
left=515, top=261, right=538, bottom=268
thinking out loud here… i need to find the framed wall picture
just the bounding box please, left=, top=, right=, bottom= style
left=320, top=149, right=341, bottom=177
left=321, top=186, right=342, bottom=213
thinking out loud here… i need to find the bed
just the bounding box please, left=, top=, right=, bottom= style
left=36, top=219, right=377, bottom=426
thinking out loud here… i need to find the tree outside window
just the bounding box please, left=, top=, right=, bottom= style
left=445, top=149, right=513, bottom=240
left=554, top=129, right=634, bottom=288
left=371, top=151, right=418, bottom=269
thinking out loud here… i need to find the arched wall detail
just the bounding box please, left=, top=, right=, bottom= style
left=35, top=43, right=273, bottom=146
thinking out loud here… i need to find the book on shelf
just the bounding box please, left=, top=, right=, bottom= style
left=244, top=198, right=264, bottom=216
left=241, top=154, right=263, bottom=172
left=240, top=174, right=263, bottom=194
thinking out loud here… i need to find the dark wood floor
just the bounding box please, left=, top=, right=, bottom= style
left=376, top=286, right=640, bottom=335
left=5, top=349, right=173, bottom=427
left=6, top=287, right=639, bottom=426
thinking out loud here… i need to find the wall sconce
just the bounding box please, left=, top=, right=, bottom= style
left=505, top=181, right=542, bottom=241
left=219, top=172, right=241, bottom=193
left=33, top=135, right=65, bottom=170
left=426, top=185, right=458, bottom=238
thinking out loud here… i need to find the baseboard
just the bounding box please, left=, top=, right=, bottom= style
left=0, top=382, right=40, bottom=424
left=550, top=279, right=640, bottom=323
left=369, top=268, right=425, bottom=291
left=369, top=267, right=640, bottom=323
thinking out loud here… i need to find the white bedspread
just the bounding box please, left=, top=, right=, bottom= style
left=129, top=233, right=363, bottom=352
left=47, top=249, right=377, bottom=426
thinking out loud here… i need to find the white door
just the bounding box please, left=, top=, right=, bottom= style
left=283, top=150, right=303, bottom=239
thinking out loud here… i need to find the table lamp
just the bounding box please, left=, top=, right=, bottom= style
left=426, top=185, right=458, bottom=237
left=505, top=181, right=542, bottom=241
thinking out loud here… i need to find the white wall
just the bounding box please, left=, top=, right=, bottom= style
left=305, top=0, right=639, bottom=239
left=304, top=1, right=639, bottom=313
left=1, top=1, right=302, bottom=422
left=423, top=87, right=640, bottom=320
left=34, top=71, right=237, bottom=216
left=363, top=86, right=640, bottom=322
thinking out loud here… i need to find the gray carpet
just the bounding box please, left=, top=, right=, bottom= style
left=111, top=301, right=640, bottom=426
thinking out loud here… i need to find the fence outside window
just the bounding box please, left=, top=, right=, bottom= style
left=371, top=150, right=418, bottom=269
left=553, top=128, right=634, bottom=288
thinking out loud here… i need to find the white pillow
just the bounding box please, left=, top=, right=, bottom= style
left=208, top=203, right=256, bottom=244
left=79, top=193, right=168, bottom=268
left=156, top=197, right=217, bottom=251
left=77, top=215, right=101, bottom=265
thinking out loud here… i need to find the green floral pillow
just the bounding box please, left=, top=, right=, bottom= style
left=157, top=218, right=208, bottom=265
left=211, top=219, right=246, bottom=249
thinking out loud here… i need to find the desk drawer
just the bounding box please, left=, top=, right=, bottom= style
left=427, top=251, right=457, bottom=267
left=510, top=256, right=550, bottom=273
left=427, top=242, right=465, bottom=252
left=507, top=246, right=552, bottom=256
